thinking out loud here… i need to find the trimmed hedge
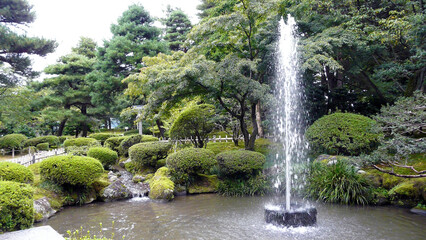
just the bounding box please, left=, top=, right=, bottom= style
left=87, top=147, right=118, bottom=169
left=0, top=134, right=27, bottom=150
left=36, top=143, right=49, bottom=151
left=88, top=133, right=118, bottom=145
left=123, top=129, right=139, bottom=136
left=104, top=136, right=128, bottom=152
left=306, top=112, right=381, bottom=156
left=166, top=148, right=216, bottom=175
left=216, top=150, right=266, bottom=178
left=0, top=181, right=34, bottom=232
left=58, top=135, right=73, bottom=143
left=129, top=142, right=171, bottom=167
left=119, top=135, right=158, bottom=156
left=0, top=162, right=34, bottom=184
left=40, top=155, right=104, bottom=186
left=63, top=137, right=100, bottom=147
left=23, top=136, right=59, bottom=148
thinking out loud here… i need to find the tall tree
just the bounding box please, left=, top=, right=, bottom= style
left=40, top=37, right=97, bottom=137
left=0, top=0, right=56, bottom=95
left=163, top=8, right=192, bottom=52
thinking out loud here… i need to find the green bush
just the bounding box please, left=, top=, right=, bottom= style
left=64, top=138, right=100, bottom=148
left=21, top=146, right=36, bottom=155
left=119, top=135, right=158, bottom=156
left=36, top=142, right=49, bottom=151
left=0, top=134, right=27, bottom=150
left=123, top=129, right=139, bottom=136
left=23, top=136, right=59, bottom=148
left=166, top=148, right=216, bottom=176
left=58, top=135, right=73, bottom=143
left=40, top=155, right=104, bottom=186
left=87, top=147, right=118, bottom=169
left=129, top=142, right=171, bottom=167
left=88, top=133, right=118, bottom=145
left=306, top=112, right=381, bottom=156
left=0, top=181, right=34, bottom=232
left=216, top=150, right=266, bottom=178
left=305, top=160, right=371, bottom=205
left=104, top=136, right=128, bottom=152
left=0, top=162, right=34, bottom=183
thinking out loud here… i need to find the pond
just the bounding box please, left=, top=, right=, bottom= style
left=37, top=194, right=425, bottom=240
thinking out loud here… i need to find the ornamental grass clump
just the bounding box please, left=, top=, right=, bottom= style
left=40, top=155, right=104, bottom=186
left=0, top=162, right=34, bottom=184
left=87, top=147, right=118, bottom=169
left=306, top=112, right=381, bottom=156
left=0, top=181, right=34, bottom=232
left=129, top=142, right=171, bottom=168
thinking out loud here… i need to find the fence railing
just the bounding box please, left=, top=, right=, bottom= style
left=5, top=148, right=66, bottom=167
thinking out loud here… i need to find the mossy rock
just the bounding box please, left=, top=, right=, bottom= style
left=187, top=174, right=219, bottom=194
left=91, top=173, right=110, bottom=195
left=382, top=174, right=404, bottom=190
left=148, top=167, right=174, bottom=201
left=0, top=162, right=34, bottom=184
left=389, top=178, right=426, bottom=207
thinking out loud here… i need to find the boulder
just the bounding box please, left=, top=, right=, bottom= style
left=33, top=197, right=56, bottom=222
left=148, top=167, right=174, bottom=201
left=100, top=170, right=149, bottom=202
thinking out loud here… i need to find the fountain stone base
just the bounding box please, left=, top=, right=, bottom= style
left=265, top=204, right=317, bottom=227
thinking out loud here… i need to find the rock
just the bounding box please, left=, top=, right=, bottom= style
left=357, top=170, right=366, bottom=174
left=187, top=174, right=219, bottom=194
left=149, top=167, right=174, bottom=201
left=119, top=158, right=132, bottom=168
left=100, top=170, right=149, bottom=202
left=0, top=225, right=65, bottom=240
left=410, top=207, right=426, bottom=216
left=132, top=174, right=145, bottom=183
left=33, top=197, right=56, bottom=222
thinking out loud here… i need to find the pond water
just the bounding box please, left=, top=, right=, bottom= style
left=37, top=194, right=425, bottom=240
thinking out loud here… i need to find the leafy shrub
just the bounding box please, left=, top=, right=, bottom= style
left=306, top=112, right=381, bottom=156
left=87, top=147, right=118, bottom=169
left=0, top=134, right=27, bottom=150
left=217, top=174, right=270, bottom=197
left=216, top=150, right=266, bottom=178
left=64, top=138, right=100, bottom=147
left=36, top=142, right=49, bottom=151
left=23, top=136, right=59, bottom=148
left=59, top=135, right=74, bottom=143
left=129, top=142, right=171, bottom=167
left=305, top=160, right=371, bottom=205
left=0, top=181, right=34, bottom=232
left=119, top=135, right=158, bottom=156
left=0, top=162, right=34, bottom=183
left=123, top=129, right=139, bottom=136
left=166, top=148, right=216, bottom=176
left=104, top=136, right=128, bottom=152
left=40, top=155, right=104, bottom=186
left=88, top=133, right=118, bottom=145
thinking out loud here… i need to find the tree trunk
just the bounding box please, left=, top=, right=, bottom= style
left=246, top=103, right=258, bottom=151
left=255, top=100, right=264, bottom=137
left=81, top=105, right=88, bottom=137
left=57, top=118, right=67, bottom=136
left=156, top=119, right=166, bottom=138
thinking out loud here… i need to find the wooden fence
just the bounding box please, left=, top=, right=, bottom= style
left=6, top=148, right=66, bottom=167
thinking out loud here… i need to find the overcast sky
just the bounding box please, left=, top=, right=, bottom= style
left=27, top=0, right=201, bottom=75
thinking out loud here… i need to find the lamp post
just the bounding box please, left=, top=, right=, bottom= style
left=133, top=105, right=143, bottom=135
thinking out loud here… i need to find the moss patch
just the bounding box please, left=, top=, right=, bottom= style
left=148, top=167, right=174, bottom=201
left=187, top=174, right=219, bottom=194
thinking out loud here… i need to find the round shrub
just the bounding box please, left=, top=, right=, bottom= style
left=88, top=133, right=118, bottom=145
left=129, top=142, right=171, bottom=167
left=36, top=142, right=49, bottom=151
left=0, top=181, right=33, bottom=232
left=0, top=134, right=27, bottom=150
left=87, top=147, right=118, bottom=169
left=0, top=162, right=34, bottom=183
left=306, top=112, right=381, bottom=156
left=40, top=155, right=104, bottom=186
left=119, top=134, right=158, bottom=156
left=63, top=137, right=100, bottom=147
left=23, top=136, right=59, bottom=148
left=166, top=148, right=216, bottom=175
left=216, top=150, right=266, bottom=178
left=104, top=136, right=128, bottom=152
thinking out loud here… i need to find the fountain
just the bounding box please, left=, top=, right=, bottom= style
left=264, top=15, right=317, bottom=227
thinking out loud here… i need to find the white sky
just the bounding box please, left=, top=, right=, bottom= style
left=26, top=0, right=201, bottom=75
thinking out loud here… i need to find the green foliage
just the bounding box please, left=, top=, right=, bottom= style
left=59, top=135, right=73, bottom=143
left=217, top=174, right=270, bottom=197
left=216, top=150, right=266, bottom=178
left=87, top=147, right=118, bottom=169
left=0, top=134, right=27, bottom=150
left=40, top=155, right=104, bottom=186
left=163, top=9, right=192, bottom=51
left=0, top=181, right=34, bottom=232
left=170, top=104, right=215, bottom=148
left=129, top=142, right=171, bottom=167
left=88, top=133, right=118, bottom=145
left=123, top=130, right=139, bottom=136
left=64, top=138, right=100, bottom=147
left=306, top=112, right=381, bottom=156
left=148, top=167, right=174, bottom=200
left=305, top=160, right=372, bottom=205
left=0, top=162, right=34, bottom=183
left=104, top=136, right=128, bottom=152
left=36, top=142, right=49, bottom=151
left=23, top=136, right=59, bottom=148
left=388, top=178, right=426, bottom=206
left=118, top=134, right=158, bottom=156
left=166, top=148, right=216, bottom=176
